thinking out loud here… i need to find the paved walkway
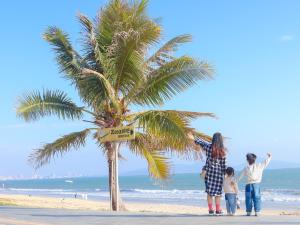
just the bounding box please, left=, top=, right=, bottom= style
left=0, top=206, right=299, bottom=225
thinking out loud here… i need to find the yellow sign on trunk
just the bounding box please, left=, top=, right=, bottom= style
left=99, top=126, right=135, bottom=142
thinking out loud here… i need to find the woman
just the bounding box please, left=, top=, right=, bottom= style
left=192, top=132, right=227, bottom=215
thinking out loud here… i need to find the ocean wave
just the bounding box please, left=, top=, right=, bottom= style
left=262, top=189, right=300, bottom=202
left=263, top=188, right=300, bottom=196
left=2, top=187, right=300, bottom=203
left=6, top=188, right=69, bottom=192
left=132, top=189, right=202, bottom=194
left=127, top=189, right=300, bottom=202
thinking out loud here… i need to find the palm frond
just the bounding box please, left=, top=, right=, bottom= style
left=126, top=110, right=214, bottom=156
left=92, top=130, right=107, bottom=151
left=77, top=13, right=103, bottom=71
left=17, top=90, right=83, bottom=121
left=129, top=132, right=170, bottom=179
left=95, top=0, right=161, bottom=93
left=146, top=34, right=192, bottom=65
left=109, top=29, right=144, bottom=93
left=43, top=27, right=85, bottom=77
left=129, top=57, right=214, bottom=106
left=29, top=129, right=91, bottom=168
left=75, top=75, right=109, bottom=111
left=81, top=68, right=120, bottom=112
left=134, top=0, right=148, bottom=16
left=126, top=110, right=214, bottom=140
left=193, top=130, right=212, bottom=143
left=43, top=27, right=108, bottom=110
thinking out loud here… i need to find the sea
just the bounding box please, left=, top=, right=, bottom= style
left=1, top=168, right=300, bottom=209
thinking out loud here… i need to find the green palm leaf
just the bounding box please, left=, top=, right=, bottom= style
left=29, top=129, right=91, bottom=168
left=43, top=27, right=84, bottom=77
left=127, top=110, right=214, bottom=139
left=77, top=13, right=103, bottom=71
left=44, top=27, right=108, bottom=110
left=17, top=90, right=84, bottom=121
left=193, top=131, right=212, bottom=143
left=110, top=30, right=144, bottom=92
left=129, top=57, right=214, bottom=106
left=81, top=69, right=120, bottom=112
left=129, top=132, right=170, bottom=179
left=96, top=0, right=161, bottom=93
left=126, top=110, right=214, bottom=155
left=146, top=34, right=192, bottom=65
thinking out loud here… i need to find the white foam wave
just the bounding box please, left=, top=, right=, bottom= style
left=128, top=189, right=300, bottom=202
left=2, top=188, right=300, bottom=203
left=7, top=188, right=67, bottom=192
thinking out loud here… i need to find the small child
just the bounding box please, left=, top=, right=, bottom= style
left=239, top=153, right=272, bottom=216
left=224, top=167, right=239, bottom=216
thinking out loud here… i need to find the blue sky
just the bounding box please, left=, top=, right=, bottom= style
left=0, top=0, right=299, bottom=177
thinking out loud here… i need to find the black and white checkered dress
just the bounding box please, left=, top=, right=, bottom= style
left=195, top=137, right=226, bottom=196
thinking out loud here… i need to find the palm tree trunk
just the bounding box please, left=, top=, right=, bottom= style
left=107, top=142, right=125, bottom=211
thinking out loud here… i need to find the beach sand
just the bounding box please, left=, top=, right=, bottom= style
left=0, top=194, right=300, bottom=225
left=0, top=194, right=299, bottom=216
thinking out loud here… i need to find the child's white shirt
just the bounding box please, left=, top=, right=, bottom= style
left=223, top=176, right=238, bottom=194
left=239, top=156, right=271, bottom=184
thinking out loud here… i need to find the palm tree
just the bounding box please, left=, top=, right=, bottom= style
left=16, top=0, right=214, bottom=211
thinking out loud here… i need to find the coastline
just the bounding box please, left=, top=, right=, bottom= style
left=0, top=194, right=299, bottom=216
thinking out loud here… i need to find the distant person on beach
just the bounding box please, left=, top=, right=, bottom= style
left=223, top=167, right=239, bottom=216
left=239, top=153, right=272, bottom=216
left=191, top=132, right=227, bottom=215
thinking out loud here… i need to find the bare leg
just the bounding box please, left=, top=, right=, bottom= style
left=207, top=195, right=213, bottom=205
left=207, top=195, right=213, bottom=211
left=215, top=196, right=221, bottom=212
left=215, top=196, right=221, bottom=205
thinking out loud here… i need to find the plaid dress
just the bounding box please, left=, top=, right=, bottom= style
left=195, top=137, right=226, bottom=196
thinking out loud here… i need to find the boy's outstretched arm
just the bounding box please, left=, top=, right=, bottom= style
left=261, top=153, right=272, bottom=169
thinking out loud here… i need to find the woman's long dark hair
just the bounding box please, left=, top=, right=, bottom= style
left=211, top=132, right=226, bottom=158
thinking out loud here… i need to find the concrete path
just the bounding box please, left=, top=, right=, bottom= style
left=0, top=206, right=299, bottom=225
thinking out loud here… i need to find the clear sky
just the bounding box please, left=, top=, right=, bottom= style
left=1, top=0, right=299, bottom=177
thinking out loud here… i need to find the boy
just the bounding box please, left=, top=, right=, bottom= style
left=239, top=153, right=271, bottom=216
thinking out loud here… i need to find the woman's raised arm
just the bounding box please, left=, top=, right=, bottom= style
left=194, top=136, right=211, bottom=153
left=187, top=133, right=211, bottom=155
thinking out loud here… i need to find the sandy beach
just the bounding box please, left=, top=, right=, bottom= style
left=0, top=205, right=300, bottom=225
left=0, top=194, right=299, bottom=217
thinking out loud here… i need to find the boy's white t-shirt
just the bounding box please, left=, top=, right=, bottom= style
left=239, top=156, right=271, bottom=184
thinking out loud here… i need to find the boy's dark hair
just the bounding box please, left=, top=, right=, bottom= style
left=225, top=167, right=235, bottom=176
left=246, top=153, right=257, bottom=165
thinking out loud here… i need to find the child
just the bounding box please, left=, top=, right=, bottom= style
left=224, top=167, right=239, bottom=216
left=239, top=153, right=272, bottom=216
